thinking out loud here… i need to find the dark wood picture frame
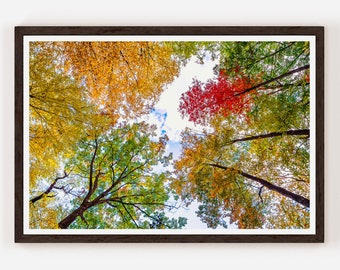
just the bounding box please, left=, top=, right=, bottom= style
left=15, top=26, right=324, bottom=243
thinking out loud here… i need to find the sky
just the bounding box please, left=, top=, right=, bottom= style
left=146, top=55, right=217, bottom=148
left=142, top=55, right=218, bottom=229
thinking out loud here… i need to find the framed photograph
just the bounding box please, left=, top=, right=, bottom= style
left=15, top=26, right=324, bottom=243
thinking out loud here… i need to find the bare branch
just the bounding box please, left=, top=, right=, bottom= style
left=30, top=171, right=69, bottom=204
left=121, top=203, right=140, bottom=228
left=258, top=186, right=264, bottom=204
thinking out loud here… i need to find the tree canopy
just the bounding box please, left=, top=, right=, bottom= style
left=173, top=41, right=310, bottom=229
left=29, top=40, right=311, bottom=230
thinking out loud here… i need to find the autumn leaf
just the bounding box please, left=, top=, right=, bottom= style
left=179, top=72, right=260, bottom=124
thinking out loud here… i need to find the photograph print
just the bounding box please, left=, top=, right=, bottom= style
left=15, top=27, right=324, bottom=242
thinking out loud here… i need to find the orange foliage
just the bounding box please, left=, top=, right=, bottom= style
left=58, top=41, right=180, bottom=122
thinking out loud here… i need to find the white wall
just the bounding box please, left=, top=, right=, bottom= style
left=1, top=1, right=338, bottom=269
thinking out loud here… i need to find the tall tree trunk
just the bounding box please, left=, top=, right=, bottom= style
left=207, top=163, right=310, bottom=208
left=58, top=203, right=89, bottom=229
left=229, top=129, right=309, bottom=144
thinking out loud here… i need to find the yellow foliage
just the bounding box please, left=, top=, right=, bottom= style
left=29, top=199, right=59, bottom=229
left=29, top=42, right=113, bottom=187
left=55, top=41, right=180, bottom=122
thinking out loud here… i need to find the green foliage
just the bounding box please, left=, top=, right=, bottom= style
left=168, top=41, right=220, bottom=65
left=218, top=41, right=309, bottom=81
left=56, top=122, right=185, bottom=229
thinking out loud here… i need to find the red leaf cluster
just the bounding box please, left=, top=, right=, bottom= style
left=179, top=71, right=258, bottom=124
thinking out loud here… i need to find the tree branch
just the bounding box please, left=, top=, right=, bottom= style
left=30, top=171, right=69, bottom=204
left=258, top=186, right=264, bottom=204
left=119, top=50, right=139, bottom=86
left=224, top=42, right=297, bottom=74
left=79, top=213, right=89, bottom=228
left=84, top=138, right=99, bottom=202
left=130, top=203, right=172, bottom=229
left=206, top=163, right=310, bottom=208
left=228, top=129, right=310, bottom=145
left=233, top=65, right=310, bottom=97
left=121, top=203, right=140, bottom=228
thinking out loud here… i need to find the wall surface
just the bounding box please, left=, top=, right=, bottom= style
left=1, top=1, right=338, bottom=269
